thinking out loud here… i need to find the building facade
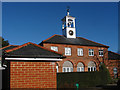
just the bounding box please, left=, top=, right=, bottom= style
left=40, top=9, right=120, bottom=78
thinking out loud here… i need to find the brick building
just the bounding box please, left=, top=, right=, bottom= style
left=40, top=9, right=120, bottom=78
left=1, top=8, right=120, bottom=89
left=107, top=51, right=120, bottom=78
left=1, top=42, right=64, bottom=89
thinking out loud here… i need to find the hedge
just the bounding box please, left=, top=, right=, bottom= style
left=57, top=64, right=112, bottom=88
left=57, top=71, right=107, bottom=88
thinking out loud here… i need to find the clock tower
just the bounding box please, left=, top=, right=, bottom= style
left=61, top=8, right=76, bottom=38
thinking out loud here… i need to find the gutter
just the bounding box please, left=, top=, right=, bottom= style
left=5, top=57, right=62, bottom=61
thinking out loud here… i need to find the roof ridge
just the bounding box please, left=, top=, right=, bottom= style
left=43, top=34, right=63, bottom=42
left=108, top=51, right=120, bottom=56
left=5, top=42, right=64, bottom=56
left=77, top=37, right=109, bottom=48
left=0, top=45, right=19, bottom=50
left=5, top=42, right=31, bottom=53
left=0, top=45, right=12, bottom=50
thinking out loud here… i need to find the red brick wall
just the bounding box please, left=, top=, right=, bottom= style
left=10, top=61, right=57, bottom=88
left=106, top=60, right=120, bottom=78
left=43, top=43, right=108, bottom=72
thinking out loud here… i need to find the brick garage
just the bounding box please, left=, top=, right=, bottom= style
left=2, top=42, right=64, bottom=89
left=10, top=61, right=56, bottom=88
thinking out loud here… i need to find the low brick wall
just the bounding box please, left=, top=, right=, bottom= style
left=10, top=61, right=56, bottom=89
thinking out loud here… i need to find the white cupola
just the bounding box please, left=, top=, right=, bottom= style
left=61, top=7, right=76, bottom=38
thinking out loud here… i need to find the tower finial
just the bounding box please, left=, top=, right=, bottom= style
left=67, top=6, right=70, bottom=16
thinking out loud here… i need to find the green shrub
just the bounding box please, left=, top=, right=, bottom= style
left=99, top=63, right=112, bottom=84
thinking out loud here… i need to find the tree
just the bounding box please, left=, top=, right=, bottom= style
left=99, top=63, right=112, bottom=84
left=94, top=49, right=112, bottom=83
left=0, top=36, right=9, bottom=47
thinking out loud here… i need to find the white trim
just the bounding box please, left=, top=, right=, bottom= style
left=0, top=67, right=5, bottom=70
left=5, top=58, right=62, bottom=61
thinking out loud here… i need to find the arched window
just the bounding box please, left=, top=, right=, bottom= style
left=88, top=61, right=96, bottom=72
left=56, top=63, right=59, bottom=73
left=63, top=61, right=73, bottom=72
left=77, top=62, right=84, bottom=72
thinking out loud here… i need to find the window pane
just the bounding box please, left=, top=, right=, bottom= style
left=91, top=68, right=93, bottom=71
left=89, top=49, right=94, bottom=56
left=92, top=52, right=94, bottom=55
left=89, top=52, right=91, bottom=56
left=77, top=68, right=79, bottom=72
left=88, top=68, right=90, bottom=71
left=63, top=68, right=66, bottom=72
left=81, top=67, right=84, bottom=72
left=51, top=46, right=58, bottom=52
left=99, top=50, right=103, bottom=56
left=67, top=68, right=69, bottom=72
left=78, top=48, right=83, bottom=56
left=65, top=47, right=71, bottom=56
left=71, top=68, right=73, bottom=72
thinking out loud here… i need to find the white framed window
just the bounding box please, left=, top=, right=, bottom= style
left=65, top=47, right=71, bottom=56
left=63, top=67, right=73, bottom=72
left=89, top=49, right=94, bottom=56
left=51, top=46, right=58, bottom=52
left=63, top=61, right=73, bottom=72
left=77, top=48, right=83, bottom=56
left=99, top=49, right=103, bottom=56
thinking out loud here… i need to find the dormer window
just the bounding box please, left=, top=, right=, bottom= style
left=51, top=46, right=58, bottom=52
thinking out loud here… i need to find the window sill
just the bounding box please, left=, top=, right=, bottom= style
left=89, top=55, right=94, bottom=56
left=99, top=55, right=104, bottom=57
left=77, top=55, right=84, bottom=57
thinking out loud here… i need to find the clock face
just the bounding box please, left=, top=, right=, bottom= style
left=69, top=30, right=74, bottom=36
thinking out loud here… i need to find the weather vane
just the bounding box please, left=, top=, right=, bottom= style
left=67, top=6, right=70, bottom=16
